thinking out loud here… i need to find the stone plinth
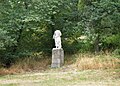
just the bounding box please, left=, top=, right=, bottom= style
left=51, top=48, right=64, bottom=68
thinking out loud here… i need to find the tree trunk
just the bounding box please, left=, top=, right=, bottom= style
left=12, top=28, right=23, bottom=53
left=51, top=15, right=55, bottom=48
left=12, top=1, right=28, bottom=53
left=94, top=34, right=100, bottom=53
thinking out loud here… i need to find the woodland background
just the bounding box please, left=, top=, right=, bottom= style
left=0, top=0, right=120, bottom=68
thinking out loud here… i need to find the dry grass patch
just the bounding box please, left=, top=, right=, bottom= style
left=0, top=53, right=120, bottom=75
left=0, top=57, right=51, bottom=75
left=10, top=57, right=51, bottom=72
left=75, top=54, right=120, bottom=70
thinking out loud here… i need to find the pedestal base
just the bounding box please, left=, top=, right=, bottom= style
left=51, top=48, right=64, bottom=68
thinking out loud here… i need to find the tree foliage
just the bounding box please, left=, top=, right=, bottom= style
left=78, top=0, right=120, bottom=52
left=0, top=0, right=120, bottom=67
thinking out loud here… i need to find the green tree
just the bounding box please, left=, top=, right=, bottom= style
left=78, top=0, right=120, bottom=52
left=0, top=0, right=81, bottom=66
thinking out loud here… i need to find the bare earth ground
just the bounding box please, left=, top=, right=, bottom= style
left=0, top=65, right=120, bottom=86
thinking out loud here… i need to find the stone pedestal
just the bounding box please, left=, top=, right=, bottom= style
left=51, top=48, right=64, bottom=68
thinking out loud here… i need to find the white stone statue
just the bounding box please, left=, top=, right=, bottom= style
left=53, top=30, right=62, bottom=49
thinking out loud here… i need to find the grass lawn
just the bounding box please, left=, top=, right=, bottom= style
left=0, top=68, right=120, bottom=86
